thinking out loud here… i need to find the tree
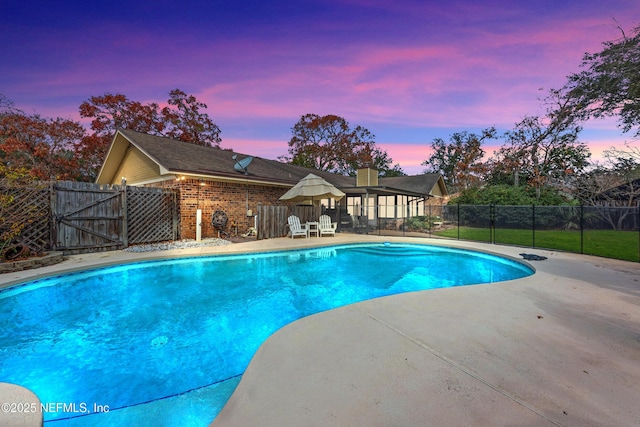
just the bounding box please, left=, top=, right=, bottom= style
left=574, top=150, right=640, bottom=229
left=1, top=108, right=84, bottom=181
left=76, top=89, right=222, bottom=180
left=451, top=184, right=567, bottom=206
left=76, top=93, right=167, bottom=181
left=280, top=114, right=404, bottom=176
left=0, top=93, right=18, bottom=115
left=422, top=127, right=495, bottom=193
left=490, top=91, right=590, bottom=200
left=162, top=89, right=222, bottom=147
left=366, top=147, right=405, bottom=177
left=562, top=23, right=640, bottom=137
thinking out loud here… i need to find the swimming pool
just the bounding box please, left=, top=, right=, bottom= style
left=0, top=243, right=533, bottom=426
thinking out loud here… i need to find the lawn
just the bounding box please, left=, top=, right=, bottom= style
left=433, top=227, right=639, bottom=262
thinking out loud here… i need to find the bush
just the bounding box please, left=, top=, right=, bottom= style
left=451, top=185, right=568, bottom=206
left=404, top=215, right=442, bottom=231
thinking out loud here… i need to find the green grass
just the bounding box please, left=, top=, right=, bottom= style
left=433, top=227, right=639, bottom=262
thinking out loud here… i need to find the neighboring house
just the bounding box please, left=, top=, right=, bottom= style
left=96, top=129, right=447, bottom=238
left=595, top=177, right=640, bottom=208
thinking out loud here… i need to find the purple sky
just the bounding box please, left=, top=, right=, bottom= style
left=2, top=0, right=639, bottom=175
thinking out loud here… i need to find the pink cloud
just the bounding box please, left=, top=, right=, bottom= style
left=197, top=18, right=620, bottom=135
left=377, top=142, right=430, bottom=175
left=6, top=0, right=639, bottom=179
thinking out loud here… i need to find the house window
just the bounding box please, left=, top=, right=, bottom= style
left=319, top=198, right=337, bottom=209
left=406, top=197, right=425, bottom=217
left=397, top=195, right=408, bottom=218
left=379, top=195, right=395, bottom=218
left=346, top=196, right=361, bottom=217
left=346, top=195, right=377, bottom=219
left=364, top=195, right=377, bottom=219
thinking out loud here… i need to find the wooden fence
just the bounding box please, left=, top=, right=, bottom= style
left=257, top=204, right=322, bottom=239
left=2, top=181, right=179, bottom=255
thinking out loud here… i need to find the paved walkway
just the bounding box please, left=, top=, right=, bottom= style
left=2, top=235, right=639, bottom=426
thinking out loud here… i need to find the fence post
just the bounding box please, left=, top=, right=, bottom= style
left=532, top=204, right=536, bottom=248
left=121, top=179, right=128, bottom=248
left=173, top=191, right=179, bottom=240
left=490, top=204, right=495, bottom=244
left=580, top=205, right=584, bottom=255
left=49, top=180, right=57, bottom=251
left=457, top=203, right=460, bottom=240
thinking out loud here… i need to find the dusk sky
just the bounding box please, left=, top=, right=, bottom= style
left=2, top=0, right=639, bottom=175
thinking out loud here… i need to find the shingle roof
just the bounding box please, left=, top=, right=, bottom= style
left=118, top=129, right=304, bottom=185
left=378, top=174, right=445, bottom=195
left=115, top=129, right=445, bottom=196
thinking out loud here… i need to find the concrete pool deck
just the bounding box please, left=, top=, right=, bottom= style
left=1, top=235, right=639, bottom=426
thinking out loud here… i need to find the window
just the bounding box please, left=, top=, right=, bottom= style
left=364, top=195, right=377, bottom=219
left=379, top=195, right=395, bottom=218
left=346, top=196, right=361, bottom=217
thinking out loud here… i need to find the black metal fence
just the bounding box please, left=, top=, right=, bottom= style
left=338, top=204, right=640, bottom=262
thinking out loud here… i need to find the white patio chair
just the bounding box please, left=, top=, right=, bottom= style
left=287, top=215, right=308, bottom=239
left=318, top=214, right=337, bottom=237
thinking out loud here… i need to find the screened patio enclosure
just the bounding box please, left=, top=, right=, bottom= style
left=296, top=168, right=448, bottom=234
left=319, top=188, right=445, bottom=234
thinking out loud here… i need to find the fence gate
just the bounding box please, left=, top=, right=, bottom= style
left=50, top=182, right=179, bottom=254
left=51, top=182, right=125, bottom=254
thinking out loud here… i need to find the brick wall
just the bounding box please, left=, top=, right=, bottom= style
left=147, top=178, right=291, bottom=239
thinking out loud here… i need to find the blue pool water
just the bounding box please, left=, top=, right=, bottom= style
left=0, top=243, right=532, bottom=426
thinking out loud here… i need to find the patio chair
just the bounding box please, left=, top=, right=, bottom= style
left=318, top=214, right=337, bottom=237
left=287, top=215, right=308, bottom=239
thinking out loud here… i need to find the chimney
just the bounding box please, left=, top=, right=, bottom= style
left=357, top=167, right=378, bottom=187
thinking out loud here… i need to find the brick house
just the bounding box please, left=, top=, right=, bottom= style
left=96, top=129, right=447, bottom=238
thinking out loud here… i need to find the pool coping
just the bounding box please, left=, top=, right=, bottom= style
left=1, top=235, right=639, bottom=427
left=0, top=235, right=534, bottom=290
left=0, top=251, right=64, bottom=275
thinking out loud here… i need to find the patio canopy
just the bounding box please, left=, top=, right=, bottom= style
left=279, top=173, right=345, bottom=203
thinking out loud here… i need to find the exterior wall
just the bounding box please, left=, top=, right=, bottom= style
left=147, top=178, right=290, bottom=239
left=429, top=183, right=445, bottom=198
left=111, top=146, right=160, bottom=185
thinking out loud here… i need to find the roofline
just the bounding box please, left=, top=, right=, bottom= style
left=98, top=130, right=449, bottom=196
left=339, top=186, right=427, bottom=197
left=119, top=130, right=171, bottom=174
left=99, top=130, right=301, bottom=187
left=167, top=170, right=295, bottom=187
left=94, top=132, right=120, bottom=183
left=95, top=129, right=170, bottom=184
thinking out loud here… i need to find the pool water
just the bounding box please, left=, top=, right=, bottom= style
left=0, top=243, right=532, bottom=426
